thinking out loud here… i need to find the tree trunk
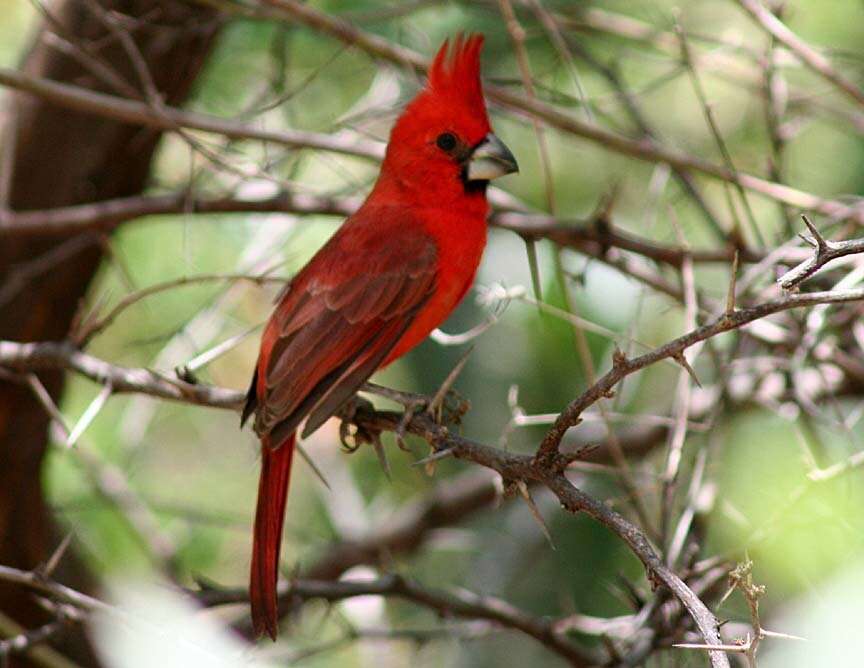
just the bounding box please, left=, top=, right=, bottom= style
left=0, top=3, right=220, bottom=664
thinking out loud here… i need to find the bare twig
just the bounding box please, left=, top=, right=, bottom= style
left=737, top=0, right=864, bottom=109
left=75, top=272, right=285, bottom=345
left=778, top=215, right=864, bottom=289
left=199, top=573, right=599, bottom=666
left=195, top=0, right=864, bottom=222
left=0, top=337, right=755, bottom=664
left=0, top=66, right=383, bottom=162
left=676, top=20, right=763, bottom=247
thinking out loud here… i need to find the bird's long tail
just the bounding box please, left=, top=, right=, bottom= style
left=250, top=432, right=296, bottom=640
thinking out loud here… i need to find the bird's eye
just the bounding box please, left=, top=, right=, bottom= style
left=436, top=132, right=457, bottom=152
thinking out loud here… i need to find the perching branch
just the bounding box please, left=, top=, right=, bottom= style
left=6, top=282, right=864, bottom=429
left=9, top=268, right=863, bottom=663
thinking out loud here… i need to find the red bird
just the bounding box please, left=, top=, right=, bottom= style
left=241, top=34, right=517, bottom=639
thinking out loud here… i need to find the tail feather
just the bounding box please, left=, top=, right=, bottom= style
left=250, top=433, right=296, bottom=640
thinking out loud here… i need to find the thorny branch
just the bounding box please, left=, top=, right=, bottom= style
left=536, top=286, right=864, bottom=459
left=5, top=276, right=864, bottom=664
left=198, top=573, right=599, bottom=666
left=736, top=0, right=864, bottom=109
left=2, top=283, right=862, bottom=440
left=3, top=2, right=864, bottom=666
left=0, top=561, right=599, bottom=665
left=777, top=215, right=864, bottom=290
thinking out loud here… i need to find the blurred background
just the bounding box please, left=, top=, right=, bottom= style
left=1, top=0, right=864, bottom=666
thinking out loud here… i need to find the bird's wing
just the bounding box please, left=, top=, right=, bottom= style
left=250, top=213, right=438, bottom=442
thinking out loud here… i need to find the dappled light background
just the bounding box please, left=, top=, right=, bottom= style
left=3, top=0, right=864, bottom=666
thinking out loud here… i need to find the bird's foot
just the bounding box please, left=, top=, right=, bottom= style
left=337, top=395, right=380, bottom=453
left=338, top=395, right=392, bottom=478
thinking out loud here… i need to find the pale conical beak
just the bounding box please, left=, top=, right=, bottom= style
left=466, top=133, right=519, bottom=181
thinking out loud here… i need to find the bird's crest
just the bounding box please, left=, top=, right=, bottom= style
left=427, top=33, right=486, bottom=118
left=381, top=33, right=492, bottom=189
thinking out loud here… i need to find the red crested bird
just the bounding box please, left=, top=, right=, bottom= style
left=241, top=34, right=518, bottom=639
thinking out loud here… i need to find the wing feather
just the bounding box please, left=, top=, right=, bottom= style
left=252, top=211, right=438, bottom=441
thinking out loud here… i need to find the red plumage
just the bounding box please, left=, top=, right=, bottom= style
left=243, top=33, right=517, bottom=639
left=249, top=433, right=294, bottom=638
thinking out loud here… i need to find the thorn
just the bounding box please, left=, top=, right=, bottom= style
left=428, top=345, right=474, bottom=422
left=182, top=324, right=262, bottom=375
left=424, top=432, right=448, bottom=476
left=561, top=443, right=600, bottom=466
left=525, top=237, right=543, bottom=307
left=613, top=575, right=645, bottom=610
left=718, top=583, right=737, bottom=608
left=598, top=182, right=620, bottom=220
left=66, top=382, right=112, bottom=448
left=506, top=384, right=521, bottom=412
left=40, top=532, right=74, bottom=578
left=516, top=480, right=555, bottom=549
left=760, top=628, right=807, bottom=642
left=395, top=397, right=425, bottom=450
left=25, top=373, right=70, bottom=440
left=71, top=289, right=111, bottom=345
left=800, top=214, right=826, bottom=252
left=673, top=642, right=748, bottom=653
left=411, top=448, right=454, bottom=468
left=174, top=365, right=199, bottom=384
left=673, top=353, right=702, bottom=388
left=725, top=250, right=739, bottom=316
left=370, top=433, right=391, bottom=481
left=296, top=442, right=331, bottom=491
left=798, top=232, right=817, bottom=248
left=192, top=574, right=221, bottom=592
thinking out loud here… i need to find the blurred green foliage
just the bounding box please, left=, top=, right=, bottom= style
left=3, top=0, right=861, bottom=664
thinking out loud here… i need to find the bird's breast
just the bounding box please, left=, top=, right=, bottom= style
left=383, top=210, right=487, bottom=365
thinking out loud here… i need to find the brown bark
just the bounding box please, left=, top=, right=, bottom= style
left=0, top=3, right=220, bottom=664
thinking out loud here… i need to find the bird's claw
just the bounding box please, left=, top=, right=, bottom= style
left=336, top=396, right=391, bottom=478
left=337, top=395, right=380, bottom=453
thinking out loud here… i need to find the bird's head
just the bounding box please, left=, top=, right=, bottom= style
left=378, top=34, right=518, bottom=206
